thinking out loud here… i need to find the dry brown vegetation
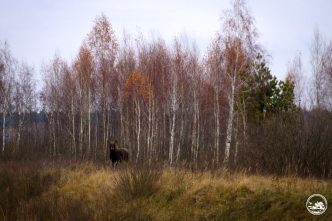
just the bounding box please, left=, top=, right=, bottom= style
left=0, top=161, right=331, bottom=221
left=1, top=0, right=332, bottom=178
left=1, top=1, right=332, bottom=219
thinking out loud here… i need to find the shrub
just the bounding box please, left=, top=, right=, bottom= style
left=113, top=168, right=162, bottom=201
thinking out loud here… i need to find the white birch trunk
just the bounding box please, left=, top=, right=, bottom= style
left=169, top=73, right=177, bottom=166
left=169, top=110, right=176, bottom=166
left=224, top=75, right=236, bottom=164
left=224, top=28, right=242, bottom=165
left=176, top=105, right=184, bottom=163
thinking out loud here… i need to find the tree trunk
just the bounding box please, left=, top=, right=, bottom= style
left=169, top=110, right=176, bottom=166
left=136, top=99, right=141, bottom=163
left=195, top=100, right=200, bottom=169
left=169, top=70, right=178, bottom=166
left=163, top=109, right=166, bottom=159
left=102, top=105, right=106, bottom=162
left=242, top=97, right=247, bottom=145
left=234, top=115, right=239, bottom=164
left=95, top=112, right=98, bottom=160
left=52, top=113, right=56, bottom=157
left=176, top=104, right=184, bottom=163
left=191, top=91, right=197, bottom=165
left=16, top=112, right=23, bottom=152
left=224, top=75, right=236, bottom=164
left=71, top=96, right=76, bottom=159
left=152, top=100, right=157, bottom=162
left=2, top=111, right=5, bottom=152
left=105, top=107, right=110, bottom=161
left=214, top=88, right=220, bottom=165
left=79, top=109, right=83, bottom=158
left=88, top=88, right=91, bottom=158
left=169, top=80, right=177, bottom=165
left=147, top=94, right=152, bottom=162
left=119, top=87, right=124, bottom=145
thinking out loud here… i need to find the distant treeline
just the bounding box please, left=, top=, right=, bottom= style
left=1, top=0, right=332, bottom=178
left=0, top=112, right=46, bottom=126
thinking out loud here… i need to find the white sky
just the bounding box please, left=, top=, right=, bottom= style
left=1, top=0, right=332, bottom=82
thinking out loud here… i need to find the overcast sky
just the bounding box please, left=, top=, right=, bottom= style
left=1, top=0, right=332, bottom=82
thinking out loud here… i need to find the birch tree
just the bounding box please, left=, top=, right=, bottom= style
left=310, top=29, right=332, bottom=110
left=168, top=39, right=187, bottom=166
left=324, top=43, right=332, bottom=109
left=125, top=70, right=152, bottom=163
left=220, top=0, right=259, bottom=164
left=190, top=58, right=201, bottom=168
left=87, top=14, right=118, bottom=160
left=116, top=33, right=136, bottom=146
left=0, top=42, right=15, bottom=153
left=169, top=59, right=178, bottom=166
left=206, top=38, right=223, bottom=165
left=310, top=29, right=326, bottom=109
left=14, top=63, right=36, bottom=151
left=287, top=53, right=305, bottom=108
left=60, top=63, right=78, bottom=157
left=42, top=55, right=64, bottom=156
left=73, top=46, right=94, bottom=158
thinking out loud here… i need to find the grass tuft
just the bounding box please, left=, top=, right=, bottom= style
left=113, top=168, right=162, bottom=201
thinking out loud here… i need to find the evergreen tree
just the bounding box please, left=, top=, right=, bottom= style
left=241, top=55, right=296, bottom=122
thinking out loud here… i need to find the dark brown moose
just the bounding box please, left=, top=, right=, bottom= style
left=109, top=140, right=129, bottom=167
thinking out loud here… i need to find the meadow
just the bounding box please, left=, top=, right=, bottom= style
left=0, top=160, right=331, bottom=221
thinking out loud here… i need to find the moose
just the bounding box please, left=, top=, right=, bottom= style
left=109, top=140, right=129, bottom=167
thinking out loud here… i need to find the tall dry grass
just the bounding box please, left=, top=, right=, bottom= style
left=0, top=162, right=331, bottom=220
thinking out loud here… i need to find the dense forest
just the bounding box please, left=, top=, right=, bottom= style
left=1, top=0, right=332, bottom=178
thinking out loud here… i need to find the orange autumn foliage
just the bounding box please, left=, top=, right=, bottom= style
left=124, top=70, right=153, bottom=100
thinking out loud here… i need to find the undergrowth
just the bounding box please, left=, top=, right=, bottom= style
left=0, top=162, right=331, bottom=221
